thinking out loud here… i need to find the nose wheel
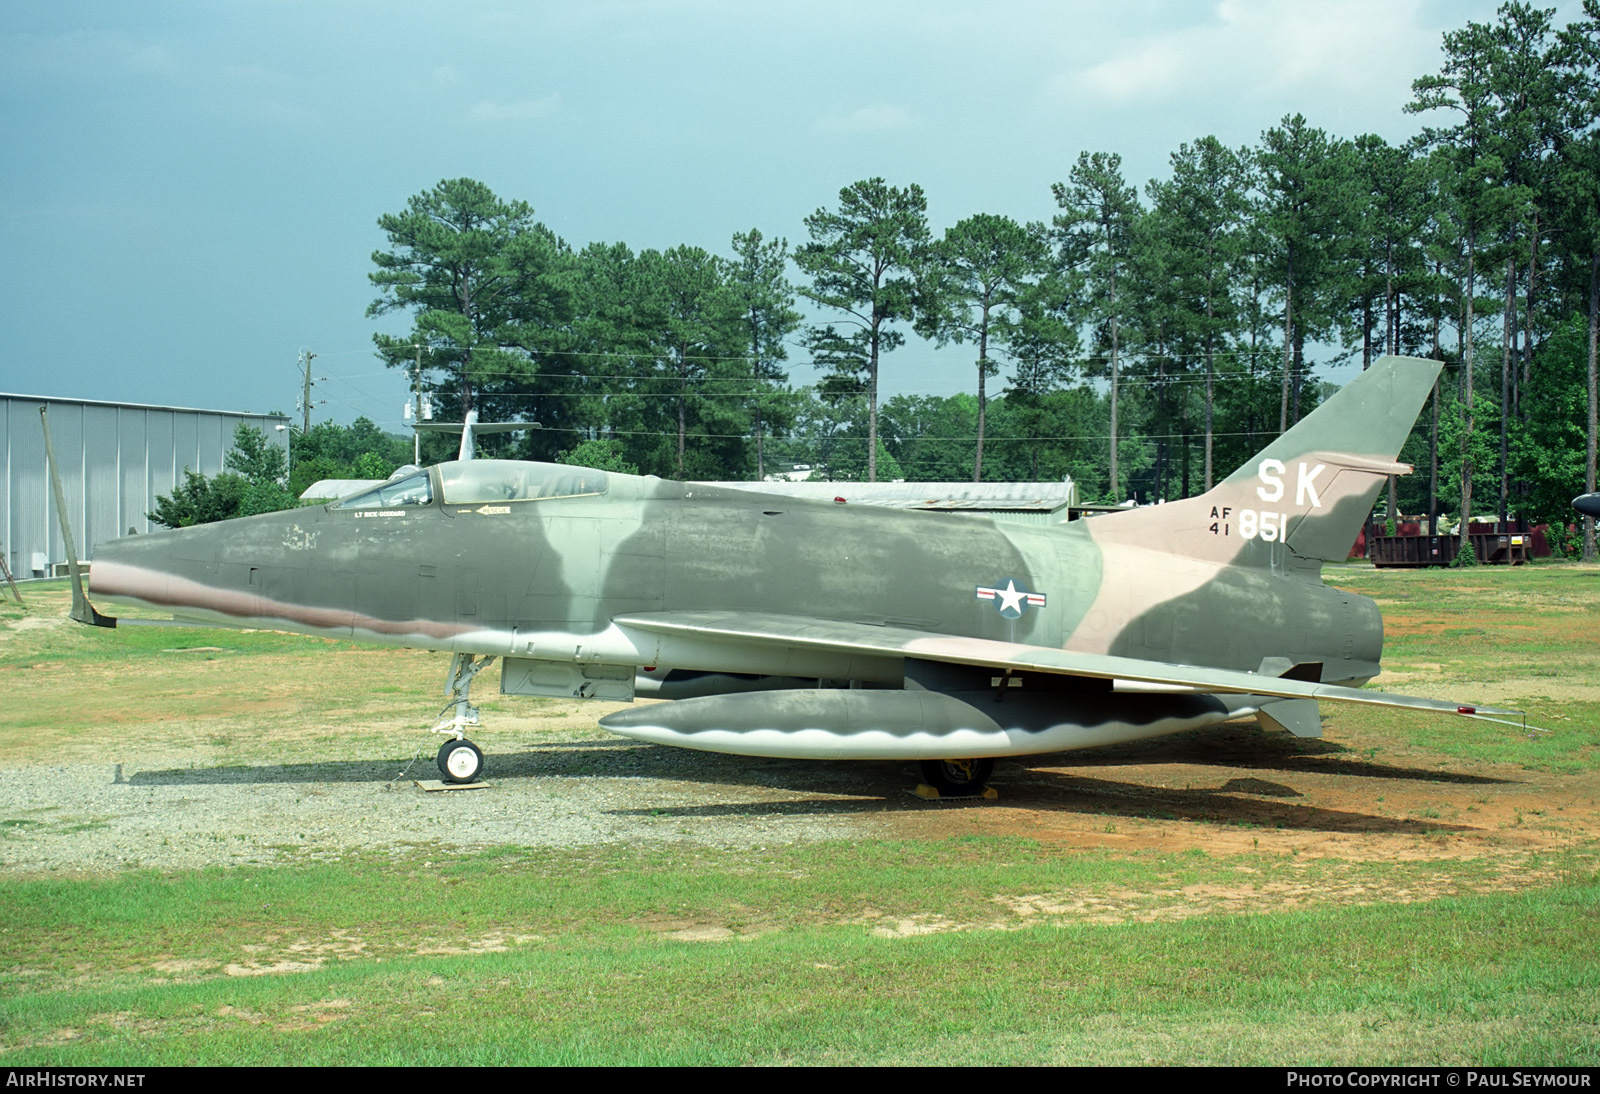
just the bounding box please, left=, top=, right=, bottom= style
left=437, top=737, right=485, bottom=783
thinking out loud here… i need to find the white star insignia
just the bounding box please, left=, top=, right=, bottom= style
left=995, top=579, right=1026, bottom=615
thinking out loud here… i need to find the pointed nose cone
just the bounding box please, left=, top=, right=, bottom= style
left=90, top=508, right=316, bottom=626
left=91, top=522, right=218, bottom=614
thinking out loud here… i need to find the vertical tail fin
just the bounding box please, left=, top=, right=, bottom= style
left=412, top=410, right=538, bottom=463
left=1090, top=355, right=1440, bottom=566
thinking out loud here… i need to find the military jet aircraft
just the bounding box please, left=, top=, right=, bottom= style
left=83, top=354, right=1519, bottom=793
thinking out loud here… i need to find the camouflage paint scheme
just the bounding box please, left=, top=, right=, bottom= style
left=88, top=356, right=1512, bottom=777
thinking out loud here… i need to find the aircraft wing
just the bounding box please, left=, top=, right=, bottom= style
left=613, top=610, right=1524, bottom=724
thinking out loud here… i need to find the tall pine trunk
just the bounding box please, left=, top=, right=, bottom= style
left=1586, top=248, right=1598, bottom=561
left=1461, top=229, right=1476, bottom=533
left=974, top=305, right=989, bottom=483
left=1109, top=270, right=1120, bottom=501
left=1279, top=247, right=1294, bottom=434
left=1500, top=257, right=1514, bottom=525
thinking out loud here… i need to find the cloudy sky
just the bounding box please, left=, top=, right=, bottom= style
left=2, top=0, right=1582, bottom=430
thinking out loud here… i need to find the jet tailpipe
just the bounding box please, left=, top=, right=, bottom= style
left=598, top=688, right=1255, bottom=760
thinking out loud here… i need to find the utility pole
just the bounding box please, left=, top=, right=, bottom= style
left=413, top=343, right=425, bottom=465
left=298, top=348, right=319, bottom=434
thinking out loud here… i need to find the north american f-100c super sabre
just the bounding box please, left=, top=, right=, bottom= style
left=84, top=355, right=1520, bottom=793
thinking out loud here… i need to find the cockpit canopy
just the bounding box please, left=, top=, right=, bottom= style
left=334, top=460, right=608, bottom=510
left=334, top=471, right=433, bottom=509
left=439, top=460, right=608, bottom=503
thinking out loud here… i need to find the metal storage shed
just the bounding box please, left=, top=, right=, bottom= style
left=1, top=393, right=288, bottom=578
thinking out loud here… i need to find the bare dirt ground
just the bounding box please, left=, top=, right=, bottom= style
left=895, top=722, right=1594, bottom=862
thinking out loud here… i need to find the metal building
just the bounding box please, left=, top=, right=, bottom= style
left=2, top=393, right=289, bottom=578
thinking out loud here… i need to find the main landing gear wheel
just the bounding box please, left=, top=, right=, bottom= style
left=920, top=757, right=996, bottom=796
left=437, top=738, right=484, bottom=784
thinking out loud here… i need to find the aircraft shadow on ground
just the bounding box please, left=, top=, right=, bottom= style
left=1030, top=723, right=1515, bottom=787
left=127, top=758, right=444, bottom=786
left=992, top=768, right=1485, bottom=836
left=124, top=727, right=1512, bottom=837
left=604, top=765, right=1489, bottom=836
left=122, top=738, right=907, bottom=795
left=593, top=728, right=1512, bottom=835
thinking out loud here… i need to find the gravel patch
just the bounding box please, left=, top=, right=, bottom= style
left=0, top=737, right=904, bottom=874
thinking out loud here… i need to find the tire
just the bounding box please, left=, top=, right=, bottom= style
left=437, top=738, right=484, bottom=784
left=919, top=757, right=995, bottom=796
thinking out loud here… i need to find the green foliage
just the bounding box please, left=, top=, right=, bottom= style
left=825, top=438, right=903, bottom=482
left=1054, top=151, right=1141, bottom=497
left=1254, top=114, right=1352, bottom=430
left=368, top=178, right=572, bottom=452
left=547, top=237, right=800, bottom=481
left=225, top=426, right=287, bottom=483
left=351, top=451, right=395, bottom=480
left=295, top=416, right=408, bottom=468
left=356, top=5, right=1600, bottom=500
left=881, top=393, right=978, bottom=481
left=146, top=468, right=248, bottom=528
left=1138, top=136, right=1251, bottom=491
left=290, top=456, right=345, bottom=498
left=147, top=425, right=296, bottom=528
left=762, top=392, right=909, bottom=482
left=920, top=215, right=1049, bottom=479
left=1453, top=535, right=1479, bottom=567
left=795, top=178, right=932, bottom=481
left=649, top=244, right=748, bottom=477
left=1543, top=520, right=1578, bottom=559
left=1435, top=386, right=1502, bottom=521
left=1511, top=316, right=1593, bottom=527
left=288, top=418, right=408, bottom=497
left=237, top=479, right=299, bottom=519
left=1336, top=134, right=1430, bottom=361
left=997, top=385, right=1106, bottom=489
left=556, top=438, right=639, bottom=475
left=728, top=229, right=802, bottom=478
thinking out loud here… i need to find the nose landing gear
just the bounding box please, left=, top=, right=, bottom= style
left=430, top=652, right=496, bottom=783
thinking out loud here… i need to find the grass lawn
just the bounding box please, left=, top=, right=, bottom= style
left=1, top=567, right=1597, bottom=1065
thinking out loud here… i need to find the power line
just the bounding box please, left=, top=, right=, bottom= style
left=317, top=336, right=1427, bottom=371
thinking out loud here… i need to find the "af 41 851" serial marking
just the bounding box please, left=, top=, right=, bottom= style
left=1206, top=459, right=1328, bottom=540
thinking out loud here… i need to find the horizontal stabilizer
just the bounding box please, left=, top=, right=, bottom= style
left=412, top=421, right=539, bottom=435
left=413, top=409, right=540, bottom=461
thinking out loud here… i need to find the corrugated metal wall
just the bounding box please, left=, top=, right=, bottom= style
left=2, top=394, right=289, bottom=578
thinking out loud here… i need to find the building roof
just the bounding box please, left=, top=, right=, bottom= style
left=2, top=392, right=289, bottom=420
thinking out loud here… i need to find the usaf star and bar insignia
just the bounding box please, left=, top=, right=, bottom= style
left=975, top=578, right=1046, bottom=620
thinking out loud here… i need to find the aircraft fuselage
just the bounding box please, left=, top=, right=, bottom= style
left=78, top=358, right=1512, bottom=783
left=91, top=466, right=1381, bottom=693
